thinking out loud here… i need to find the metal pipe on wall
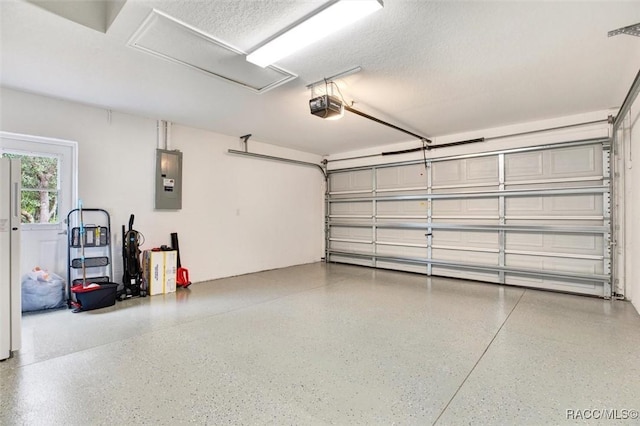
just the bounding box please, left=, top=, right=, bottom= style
left=156, top=120, right=165, bottom=149
left=156, top=120, right=171, bottom=150
left=166, top=121, right=172, bottom=150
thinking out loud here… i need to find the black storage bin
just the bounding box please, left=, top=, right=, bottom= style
left=71, top=283, right=118, bottom=311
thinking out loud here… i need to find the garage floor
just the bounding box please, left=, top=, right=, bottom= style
left=1, top=262, right=639, bottom=425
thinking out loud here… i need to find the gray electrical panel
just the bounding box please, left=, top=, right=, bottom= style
left=155, top=149, right=183, bottom=210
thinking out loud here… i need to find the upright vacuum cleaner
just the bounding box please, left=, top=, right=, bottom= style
left=119, top=214, right=147, bottom=299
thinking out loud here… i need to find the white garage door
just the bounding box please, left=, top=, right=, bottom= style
left=326, top=138, right=611, bottom=297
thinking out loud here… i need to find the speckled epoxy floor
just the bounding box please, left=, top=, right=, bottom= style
left=1, top=262, right=639, bottom=425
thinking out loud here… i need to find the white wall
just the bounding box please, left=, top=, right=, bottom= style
left=620, top=91, right=640, bottom=315
left=0, top=87, right=324, bottom=283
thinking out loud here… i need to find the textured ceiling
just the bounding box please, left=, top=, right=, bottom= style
left=1, top=0, right=639, bottom=155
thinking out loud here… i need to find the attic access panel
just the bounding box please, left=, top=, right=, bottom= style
left=128, top=9, right=297, bottom=93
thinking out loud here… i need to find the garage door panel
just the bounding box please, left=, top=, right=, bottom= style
left=433, top=198, right=499, bottom=216
left=377, top=200, right=428, bottom=216
left=330, top=170, right=372, bottom=192
left=505, top=152, right=543, bottom=179
left=550, top=234, right=602, bottom=252
left=505, top=274, right=601, bottom=296
left=330, top=202, right=371, bottom=216
left=329, top=172, right=352, bottom=192
left=377, top=228, right=427, bottom=245
left=432, top=159, right=463, bottom=185
left=466, top=156, right=499, bottom=180
left=505, top=145, right=602, bottom=182
left=432, top=248, right=499, bottom=265
left=376, top=244, right=426, bottom=258
left=432, top=230, right=499, bottom=249
left=376, top=261, right=428, bottom=274
left=330, top=254, right=373, bottom=267
left=433, top=229, right=462, bottom=245
left=467, top=231, right=499, bottom=246
left=433, top=157, right=498, bottom=187
left=506, top=197, right=544, bottom=212
left=432, top=267, right=499, bottom=283
left=505, top=233, right=544, bottom=248
left=433, top=199, right=462, bottom=215
left=327, top=140, right=609, bottom=297
left=549, top=145, right=600, bottom=176
left=330, top=226, right=373, bottom=241
left=346, top=170, right=372, bottom=191
left=550, top=195, right=599, bottom=213
left=506, top=254, right=603, bottom=275
left=377, top=200, right=427, bottom=215
left=553, top=257, right=603, bottom=275
left=506, top=254, right=543, bottom=270
left=467, top=198, right=499, bottom=212
left=330, top=240, right=373, bottom=254
left=506, top=194, right=602, bottom=217
left=376, top=164, right=427, bottom=190
left=505, top=233, right=603, bottom=256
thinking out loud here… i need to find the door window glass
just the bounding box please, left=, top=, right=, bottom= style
left=1, top=152, right=60, bottom=224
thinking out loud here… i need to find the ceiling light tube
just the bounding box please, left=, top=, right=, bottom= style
left=247, top=0, right=383, bottom=68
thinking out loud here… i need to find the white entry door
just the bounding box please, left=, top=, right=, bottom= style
left=0, top=132, right=77, bottom=279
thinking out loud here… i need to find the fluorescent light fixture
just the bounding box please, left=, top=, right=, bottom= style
left=247, top=0, right=383, bottom=68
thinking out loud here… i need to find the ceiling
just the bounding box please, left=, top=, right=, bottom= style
left=1, top=1, right=639, bottom=156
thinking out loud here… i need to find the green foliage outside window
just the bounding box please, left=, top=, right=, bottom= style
left=2, top=153, right=59, bottom=223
